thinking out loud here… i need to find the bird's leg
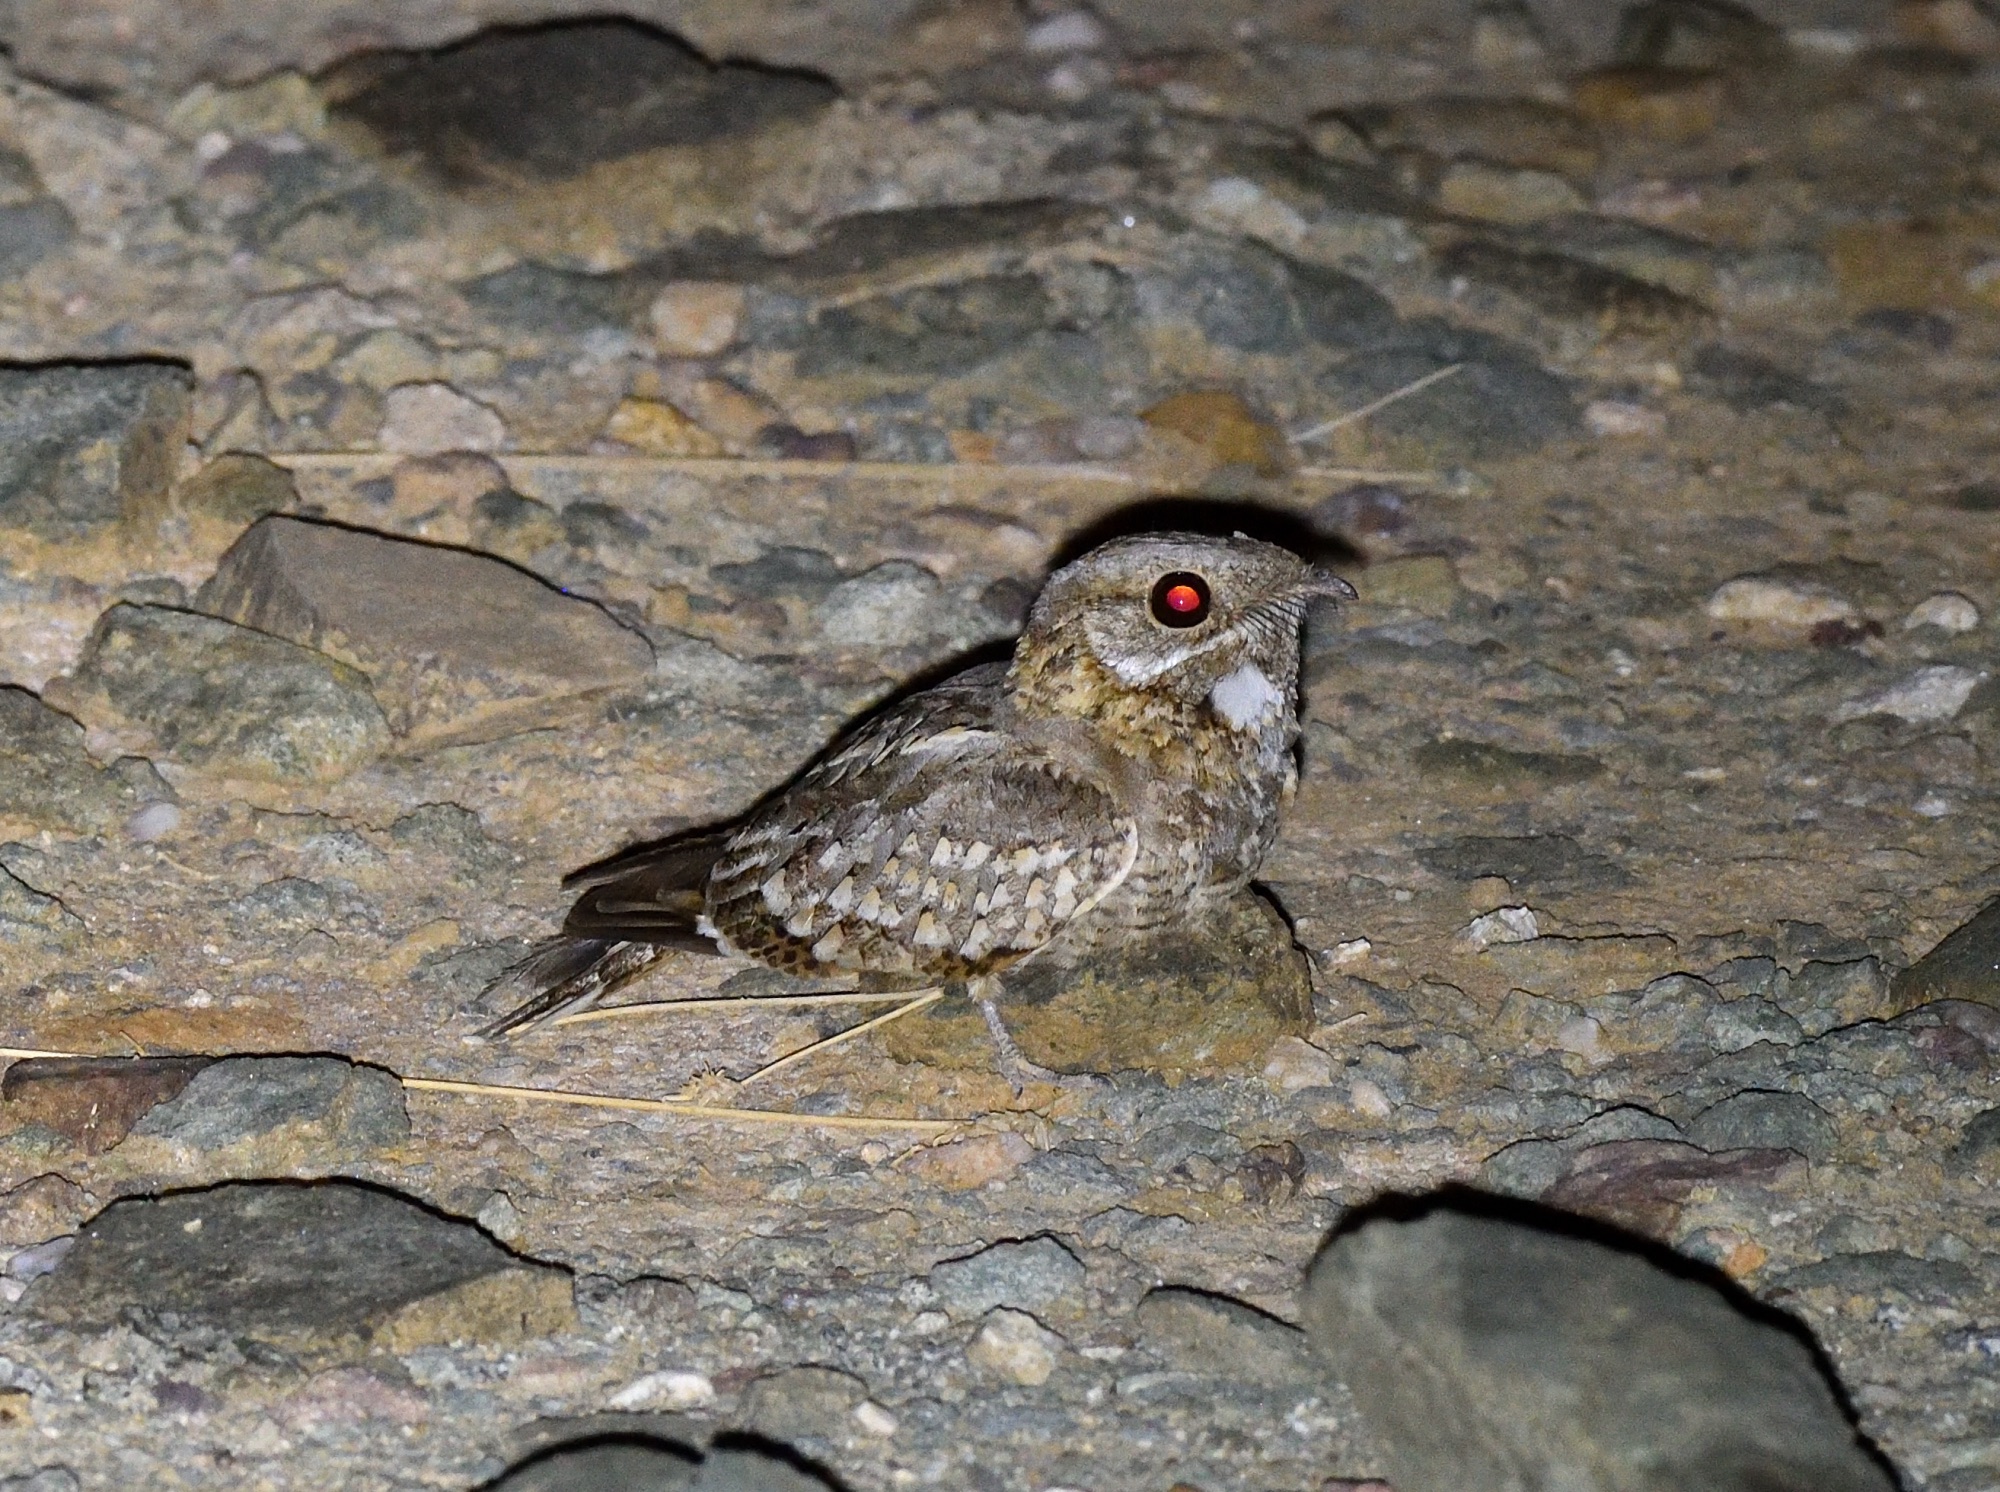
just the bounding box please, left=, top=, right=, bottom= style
left=971, top=974, right=1076, bottom=1094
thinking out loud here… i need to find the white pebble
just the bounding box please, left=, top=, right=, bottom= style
left=1458, top=906, right=1539, bottom=950
left=607, top=1369, right=715, bottom=1411
left=1914, top=792, right=1954, bottom=818
left=1704, top=576, right=1855, bottom=627
left=1584, top=400, right=1665, bottom=438
left=851, top=1400, right=898, bottom=1437
left=1262, top=1036, right=1335, bottom=1094
left=378, top=381, right=506, bottom=455
left=125, top=801, right=181, bottom=842
left=966, top=1308, right=1064, bottom=1385
left=1902, top=592, right=1981, bottom=633
left=1834, top=665, right=1986, bottom=724
left=1326, top=937, right=1372, bottom=967
left=1024, top=10, right=1107, bottom=53
left=1347, top=1077, right=1394, bottom=1118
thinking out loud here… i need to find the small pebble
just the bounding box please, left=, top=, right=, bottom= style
left=1458, top=906, right=1540, bottom=950
left=607, top=1369, right=716, bottom=1410
left=1584, top=399, right=1666, bottom=438
left=852, top=1400, right=898, bottom=1437
left=1024, top=10, right=1106, bottom=53
left=1834, top=665, right=1986, bottom=724
left=378, top=382, right=507, bottom=455
left=1704, top=576, right=1856, bottom=628
left=1263, top=1036, right=1336, bottom=1094
left=1903, top=592, right=1981, bottom=633
left=1914, top=793, right=1954, bottom=818
left=966, top=1308, right=1064, bottom=1385
left=125, top=801, right=182, bottom=842
left=1327, top=937, right=1372, bottom=967
left=648, top=282, right=745, bottom=358
left=5, top=1235, right=74, bottom=1280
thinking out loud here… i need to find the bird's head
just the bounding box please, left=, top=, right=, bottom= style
left=1011, top=531, right=1353, bottom=728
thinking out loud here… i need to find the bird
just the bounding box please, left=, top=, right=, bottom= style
left=479, top=530, right=1354, bottom=1079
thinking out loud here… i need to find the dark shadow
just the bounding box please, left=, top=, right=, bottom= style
left=1048, top=494, right=1362, bottom=570
left=475, top=1431, right=700, bottom=1491
left=1314, top=1186, right=1901, bottom=1484
left=707, top=1431, right=848, bottom=1490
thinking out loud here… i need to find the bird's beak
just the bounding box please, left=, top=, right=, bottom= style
left=1299, top=568, right=1359, bottom=604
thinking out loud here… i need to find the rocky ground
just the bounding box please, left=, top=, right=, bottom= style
left=0, top=0, right=1998, bottom=1487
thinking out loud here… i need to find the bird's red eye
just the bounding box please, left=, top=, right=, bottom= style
left=1149, top=571, right=1211, bottom=628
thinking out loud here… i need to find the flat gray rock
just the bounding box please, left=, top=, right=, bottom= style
left=46, top=602, right=389, bottom=782
left=28, top=1180, right=574, bottom=1353
left=1301, top=1206, right=1894, bottom=1492
left=0, top=362, right=190, bottom=542
left=197, top=516, right=654, bottom=747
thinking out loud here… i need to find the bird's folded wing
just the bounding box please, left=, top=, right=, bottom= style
left=707, top=711, right=1139, bottom=978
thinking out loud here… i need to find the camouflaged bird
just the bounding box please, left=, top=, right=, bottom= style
left=480, top=532, right=1353, bottom=1050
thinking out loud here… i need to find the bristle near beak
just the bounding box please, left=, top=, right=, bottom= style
left=1301, top=569, right=1359, bottom=604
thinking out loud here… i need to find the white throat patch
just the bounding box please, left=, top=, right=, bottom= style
left=1209, top=662, right=1283, bottom=730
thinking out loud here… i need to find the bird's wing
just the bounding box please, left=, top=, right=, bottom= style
left=706, top=673, right=1139, bottom=979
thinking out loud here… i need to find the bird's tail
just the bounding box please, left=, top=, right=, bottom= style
left=475, top=830, right=733, bottom=1037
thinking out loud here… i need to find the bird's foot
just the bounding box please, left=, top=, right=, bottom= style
left=977, top=995, right=1094, bottom=1096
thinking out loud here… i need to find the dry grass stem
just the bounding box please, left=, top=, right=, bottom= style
left=401, top=1075, right=960, bottom=1133
left=1290, top=363, right=1466, bottom=445
left=275, top=453, right=1139, bottom=485
left=550, top=989, right=925, bottom=1028
left=730, top=989, right=948, bottom=1090
left=0, top=1045, right=959, bottom=1134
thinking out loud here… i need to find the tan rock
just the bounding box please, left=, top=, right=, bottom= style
left=966, top=1307, right=1064, bottom=1385
left=197, top=515, right=654, bottom=747
left=647, top=281, right=746, bottom=357
left=1360, top=555, right=1466, bottom=616
left=885, top=891, right=1311, bottom=1077
left=1139, top=390, right=1289, bottom=476
left=0, top=1175, right=90, bottom=1249
left=377, top=381, right=506, bottom=455
left=603, top=397, right=728, bottom=457
left=1572, top=67, right=1725, bottom=143
left=901, top=1131, right=1035, bottom=1189
left=1436, top=162, right=1587, bottom=224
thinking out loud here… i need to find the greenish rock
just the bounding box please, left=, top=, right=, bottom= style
left=1892, top=899, right=2000, bottom=1011
left=0, top=865, right=82, bottom=951
left=884, top=891, right=1311, bottom=1076
left=47, top=602, right=389, bottom=783
left=1413, top=737, right=1603, bottom=786
left=0, top=362, right=193, bottom=542
left=0, top=686, right=136, bottom=834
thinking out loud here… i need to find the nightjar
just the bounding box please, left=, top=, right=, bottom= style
left=481, top=532, right=1353, bottom=1052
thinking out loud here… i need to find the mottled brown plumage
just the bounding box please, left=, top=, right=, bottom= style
left=480, top=532, right=1352, bottom=1037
